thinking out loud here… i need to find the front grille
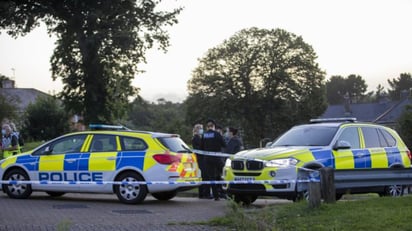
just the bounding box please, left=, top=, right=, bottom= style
left=232, top=159, right=264, bottom=170
left=229, top=184, right=265, bottom=191
left=233, top=172, right=261, bottom=177
left=231, top=160, right=244, bottom=170
left=246, top=160, right=264, bottom=170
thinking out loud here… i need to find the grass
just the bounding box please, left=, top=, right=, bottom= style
left=206, top=195, right=412, bottom=231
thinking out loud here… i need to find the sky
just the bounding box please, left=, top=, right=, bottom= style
left=0, top=0, right=411, bottom=102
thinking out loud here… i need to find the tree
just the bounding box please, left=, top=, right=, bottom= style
left=0, top=1, right=181, bottom=124
left=127, top=97, right=191, bottom=142
left=325, top=74, right=368, bottom=105
left=388, top=73, right=412, bottom=100
left=0, top=74, right=17, bottom=122
left=22, top=96, right=70, bottom=141
left=397, top=105, right=412, bottom=148
left=186, top=27, right=327, bottom=146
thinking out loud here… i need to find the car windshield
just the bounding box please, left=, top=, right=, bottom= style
left=271, top=125, right=338, bottom=147
left=157, top=137, right=192, bottom=153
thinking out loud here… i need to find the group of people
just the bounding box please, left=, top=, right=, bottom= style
left=1, top=122, right=23, bottom=159
left=192, top=119, right=243, bottom=201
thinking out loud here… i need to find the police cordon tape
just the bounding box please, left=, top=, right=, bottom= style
left=0, top=178, right=319, bottom=186
left=191, top=149, right=233, bottom=158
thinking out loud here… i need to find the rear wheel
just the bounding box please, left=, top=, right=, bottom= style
left=381, top=185, right=404, bottom=197
left=46, top=192, right=66, bottom=197
left=151, top=191, right=177, bottom=201
left=114, top=171, right=147, bottom=204
left=3, top=168, right=32, bottom=199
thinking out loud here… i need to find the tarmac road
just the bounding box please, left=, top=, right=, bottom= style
left=0, top=191, right=289, bottom=231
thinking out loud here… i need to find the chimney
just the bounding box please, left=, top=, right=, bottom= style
left=2, top=79, right=15, bottom=88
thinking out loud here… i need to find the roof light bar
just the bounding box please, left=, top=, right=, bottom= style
left=309, top=118, right=357, bottom=123
left=89, top=124, right=131, bottom=131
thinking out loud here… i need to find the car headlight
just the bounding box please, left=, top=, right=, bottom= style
left=265, top=158, right=298, bottom=168
left=225, top=158, right=232, bottom=167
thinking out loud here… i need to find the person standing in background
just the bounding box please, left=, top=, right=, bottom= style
left=192, top=123, right=210, bottom=199
left=1, top=123, right=20, bottom=159
left=225, top=127, right=243, bottom=154
left=201, top=119, right=226, bottom=201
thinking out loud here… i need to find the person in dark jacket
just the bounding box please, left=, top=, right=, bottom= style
left=225, top=127, right=243, bottom=154
left=201, top=119, right=226, bottom=201
left=192, top=123, right=209, bottom=198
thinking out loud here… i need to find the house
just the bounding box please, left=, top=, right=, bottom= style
left=320, top=91, right=411, bottom=127
left=0, top=79, right=85, bottom=131
left=0, top=79, right=53, bottom=114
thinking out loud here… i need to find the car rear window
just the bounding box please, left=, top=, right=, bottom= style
left=157, top=137, right=192, bottom=153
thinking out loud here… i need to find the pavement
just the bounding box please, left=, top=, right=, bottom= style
left=0, top=190, right=289, bottom=231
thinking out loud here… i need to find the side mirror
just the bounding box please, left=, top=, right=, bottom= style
left=333, top=140, right=351, bottom=150
left=265, top=142, right=273, bottom=148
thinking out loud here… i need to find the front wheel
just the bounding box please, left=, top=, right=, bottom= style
left=151, top=191, right=177, bottom=201
left=232, top=194, right=257, bottom=205
left=114, top=171, right=147, bottom=204
left=3, top=168, right=32, bottom=199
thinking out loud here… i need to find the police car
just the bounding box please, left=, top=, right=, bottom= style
left=223, top=118, right=412, bottom=204
left=0, top=125, right=201, bottom=204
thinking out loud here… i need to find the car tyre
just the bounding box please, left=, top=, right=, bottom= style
left=3, top=168, right=32, bottom=199
left=114, top=171, right=147, bottom=204
left=151, top=191, right=177, bottom=201
left=381, top=185, right=404, bottom=197
left=46, top=191, right=66, bottom=197
left=233, top=194, right=257, bottom=205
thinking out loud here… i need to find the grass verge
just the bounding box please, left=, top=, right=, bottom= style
left=206, top=195, right=412, bottom=231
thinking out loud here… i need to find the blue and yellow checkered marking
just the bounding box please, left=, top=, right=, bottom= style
left=308, top=148, right=400, bottom=169
left=11, top=151, right=147, bottom=173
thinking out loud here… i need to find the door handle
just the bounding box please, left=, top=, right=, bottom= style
left=106, top=157, right=116, bottom=161
left=65, top=159, right=76, bottom=163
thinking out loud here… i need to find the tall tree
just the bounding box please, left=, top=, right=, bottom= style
left=0, top=1, right=181, bottom=124
left=388, top=73, right=412, bottom=100
left=22, top=96, right=70, bottom=141
left=325, top=74, right=368, bottom=104
left=186, top=27, right=327, bottom=146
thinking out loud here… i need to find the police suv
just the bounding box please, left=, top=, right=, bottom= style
left=0, top=125, right=201, bottom=204
left=223, top=118, right=412, bottom=204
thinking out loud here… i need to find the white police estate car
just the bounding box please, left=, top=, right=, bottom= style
left=0, top=125, right=201, bottom=204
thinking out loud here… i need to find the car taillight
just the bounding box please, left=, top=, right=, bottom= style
left=407, top=150, right=412, bottom=163
left=153, top=154, right=181, bottom=165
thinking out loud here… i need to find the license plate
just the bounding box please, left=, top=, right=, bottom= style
left=234, top=177, right=255, bottom=181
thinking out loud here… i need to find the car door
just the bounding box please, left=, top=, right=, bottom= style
left=77, top=134, right=119, bottom=192
left=32, top=134, right=88, bottom=191
left=333, top=126, right=368, bottom=169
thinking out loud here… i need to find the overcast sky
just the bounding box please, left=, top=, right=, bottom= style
left=0, top=0, right=411, bottom=102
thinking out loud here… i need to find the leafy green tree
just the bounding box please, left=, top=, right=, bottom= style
left=186, top=27, right=327, bottom=146
left=397, top=105, right=412, bottom=148
left=127, top=97, right=191, bottom=142
left=388, top=73, right=412, bottom=100
left=0, top=1, right=181, bottom=124
left=22, top=96, right=70, bottom=141
left=0, top=74, right=17, bottom=122
left=326, top=74, right=368, bottom=104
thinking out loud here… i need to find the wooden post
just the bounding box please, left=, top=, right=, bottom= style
left=308, top=180, right=321, bottom=208
left=320, top=167, right=336, bottom=203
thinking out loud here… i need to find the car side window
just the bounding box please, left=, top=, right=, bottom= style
left=379, top=129, right=397, bottom=147
left=121, top=137, right=147, bottom=151
left=337, top=127, right=360, bottom=149
left=361, top=127, right=382, bottom=148
left=90, top=134, right=117, bottom=152
left=33, top=134, right=87, bottom=155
